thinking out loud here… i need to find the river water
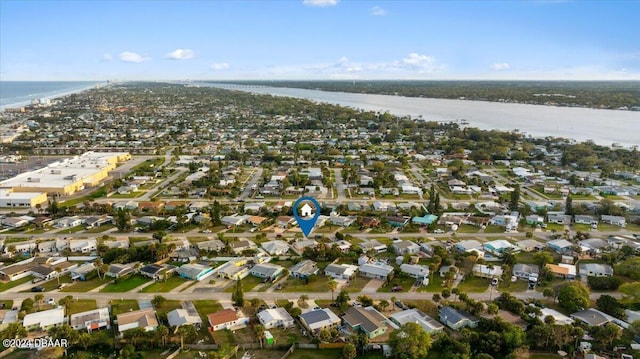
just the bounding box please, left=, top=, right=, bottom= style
left=205, top=83, right=640, bottom=148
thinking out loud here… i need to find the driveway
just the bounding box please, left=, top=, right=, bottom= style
left=361, top=279, right=385, bottom=293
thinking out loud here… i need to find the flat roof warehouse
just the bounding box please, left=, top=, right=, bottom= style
left=0, top=151, right=131, bottom=196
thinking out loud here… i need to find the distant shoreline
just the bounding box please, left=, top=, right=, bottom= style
left=0, top=81, right=104, bottom=111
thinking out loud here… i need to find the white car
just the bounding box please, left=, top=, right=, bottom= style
left=434, top=229, right=445, bottom=234
left=47, top=298, right=55, bottom=305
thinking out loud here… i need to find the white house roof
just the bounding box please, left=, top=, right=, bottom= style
left=389, top=308, right=443, bottom=333
left=261, top=240, right=290, bottom=254
left=400, top=264, right=430, bottom=278
left=23, top=307, right=65, bottom=328
left=257, top=308, right=294, bottom=325
left=167, top=308, right=202, bottom=327
left=359, top=262, right=394, bottom=277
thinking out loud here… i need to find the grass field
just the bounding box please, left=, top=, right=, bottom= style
left=378, top=276, right=415, bottom=293
left=84, top=224, right=117, bottom=233
left=484, top=225, right=506, bottom=234
left=280, top=277, right=331, bottom=292
left=37, top=274, right=74, bottom=292
left=456, top=224, right=480, bottom=233
left=224, top=275, right=264, bottom=293
left=55, top=225, right=86, bottom=234
left=456, top=276, right=490, bottom=293
left=0, top=275, right=33, bottom=292
left=67, top=299, right=97, bottom=315
left=110, top=299, right=139, bottom=315
left=346, top=276, right=371, bottom=293
left=154, top=300, right=182, bottom=317
left=140, top=276, right=188, bottom=293
left=419, top=274, right=446, bottom=292
left=101, top=275, right=150, bottom=292
left=61, top=277, right=112, bottom=292
left=498, top=279, right=529, bottom=292
left=403, top=299, right=438, bottom=318
left=193, top=300, right=223, bottom=320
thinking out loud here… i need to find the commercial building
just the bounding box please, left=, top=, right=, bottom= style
left=0, top=152, right=130, bottom=196
left=0, top=189, right=47, bottom=208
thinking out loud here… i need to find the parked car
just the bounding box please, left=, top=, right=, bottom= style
left=391, top=285, right=403, bottom=292
left=434, top=229, right=445, bottom=234
left=46, top=298, right=55, bottom=305
left=491, top=278, right=499, bottom=286
left=31, top=286, right=44, bottom=292
left=395, top=301, right=405, bottom=309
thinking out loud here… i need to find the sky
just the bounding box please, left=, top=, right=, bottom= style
left=1, top=0, right=639, bottom=81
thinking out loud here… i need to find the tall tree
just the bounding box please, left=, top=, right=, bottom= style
left=115, top=208, right=131, bottom=232
left=565, top=195, right=574, bottom=216
left=329, top=279, right=337, bottom=301
left=232, top=280, right=244, bottom=307
left=434, top=192, right=441, bottom=215
left=510, top=184, right=520, bottom=211
left=389, top=322, right=431, bottom=359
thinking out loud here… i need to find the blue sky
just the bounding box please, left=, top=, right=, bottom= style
left=1, top=0, right=639, bottom=80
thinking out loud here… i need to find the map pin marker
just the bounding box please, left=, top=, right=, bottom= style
left=292, top=196, right=321, bottom=238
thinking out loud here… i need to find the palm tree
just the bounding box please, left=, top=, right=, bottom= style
left=254, top=324, right=265, bottom=348
left=34, top=294, right=44, bottom=310
left=55, top=267, right=62, bottom=285
left=378, top=300, right=389, bottom=312
left=95, top=259, right=103, bottom=280
left=156, top=324, right=169, bottom=346
left=77, top=332, right=91, bottom=350
left=328, top=279, right=337, bottom=301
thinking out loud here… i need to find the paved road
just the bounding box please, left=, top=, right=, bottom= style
left=333, top=168, right=347, bottom=200
left=0, top=287, right=621, bottom=305
left=240, top=168, right=263, bottom=199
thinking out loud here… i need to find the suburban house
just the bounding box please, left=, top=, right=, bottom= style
left=359, top=262, right=394, bottom=280
left=291, top=239, right=318, bottom=255
left=547, top=213, right=571, bottom=225
left=342, top=306, right=389, bottom=339
left=176, top=263, right=214, bottom=281
left=399, top=264, right=430, bottom=286
left=579, top=238, right=609, bottom=254
left=69, top=239, right=97, bottom=253
left=472, top=264, right=504, bottom=279
left=512, top=263, right=540, bottom=281
left=231, top=239, right=257, bottom=254
left=84, top=215, right=112, bottom=228
left=197, top=239, right=225, bottom=253
left=289, top=260, right=319, bottom=279
left=54, top=216, right=83, bottom=229
left=23, top=308, right=66, bottom=331
left=324, top=264, right=358, bottom=280
left=575, top=215, right=598, bottom=225
left=540, top=308, right=574, bottom=325
left=389, top=309, right=444, bottom=334
left=516, top=239, right=544, bottom=252
left=140, top=264, right=167, bottom=281
left=299, top=308, right=341, bottom=335
left=116, top=309, right=158, bottom=335
left=257, top=308, right=295, bottom=329
left=328, top=240, right=352, bottom=253
left=207, top=309, right=249, bottom=331
left=483, top=239, right=519, bottom=257
left=455, top=240, right=484, bottom=255
left=439, top=306, right=479, bottom=330
left=600, top=215, right=626, bottom=227
left=70, top=263, right=96, bottom=281
left=570, top=309, right=615, bottom=327
left=261, top=240, right=290, bottom=256
left=106, top=262, right=139, bottom=279
left=385, top=216, right=409, bottom=228
left=546, top=263, right=577, bottom=279
left=392, top=240, right=421, bottom=255
left=579, top=263, right=614, bottom=278
left=547, top=239, right=574, bottom=254
left=250, top=263, right=284, bottom=281
left=70, top=308, right=111, bottom=332
left=412, top=214, right=439, bottom=226
left=214, top=258, right=250, bottom=280
left=359, top=239, right=388, bottom=254
left=222, top=215, right=248, bottom=227
left=167, top=308, right=203, bottom=329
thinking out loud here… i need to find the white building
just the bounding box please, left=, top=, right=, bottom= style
left=257, top=308, right=295, bottom=329
left=23, top=308, right=66, bottom=331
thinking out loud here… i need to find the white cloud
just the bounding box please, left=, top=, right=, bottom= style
left=303, top=0, right=338, bottom=7
left=491, top=62, right=511, bottom=70
left=119, top=51, right=150, bottom=63
left=102, top=53, right=113, bottom=61
left=165, top=49, right=196, bottom=60
left=370, top=6, right=386, bottom=16
left=210, top=63, right=230, bottom=71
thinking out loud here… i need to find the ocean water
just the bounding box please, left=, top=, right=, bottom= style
left=0, top=81, right=100, bottom=108
left=206, top=83, right=640, bottom=147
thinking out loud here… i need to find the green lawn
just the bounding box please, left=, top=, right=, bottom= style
left=456, top=224, right=480, bottom=233
left=100, top=274, right=150, bottom=292
left=37, top=274, right=73, bottom=292
left=140, top=276, right=188, bottom=293
left=403, top=299, right=438, bottom=318
left=529, top=353, right=562, bottom=359
left=84, top=224, right=117, bottom=233
left=61, top=276, right=112, bottom=292
left=193, top=300, right=223, bottom=320
left=595, top=223, right=623, bottom=232
left=544, top=223, right=565, bottom=232
left=110, top=299, right=140, bottom=315
left=224, top=275, right=264, bottom=293
left=55, top=225, right=86, bottom=234
left=0, top=275, right=33, bottom=292
left=456, top=276, right=490, bottom=293
left=419, top=275, right=445, bottom=292
left=280, top=277, right=331, bottom=292
left=110, top=191, right=144, bottom=198
left=484, top=225, right=506, bottom=233
left=498, top=279, right=529, bottom=292
left=154, top=300, right=182, bottom=317
left=67, top=299, right=97, bottom=315
left=0, top=300, right=13, bottom=309
left=514, top=252, right=538, bottom=265
left=378, top=276, right=415, bottom=293
left=346, top=276, right=371, bottom=293
left=288, top=349, right=341, bottom=359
